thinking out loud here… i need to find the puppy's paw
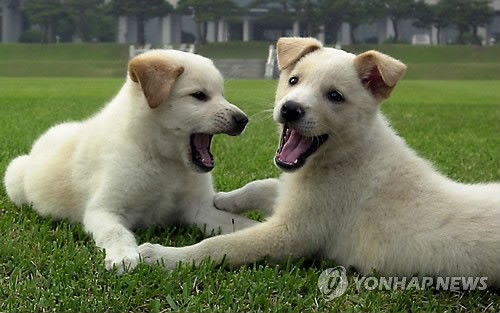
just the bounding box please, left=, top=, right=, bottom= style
left=137, top=243, right=180, bottom=269
left=214, top=191, right=244, bottom=213
left=105, top=248, right=140, bottom=275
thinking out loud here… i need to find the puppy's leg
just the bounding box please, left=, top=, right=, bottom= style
left=214, top=178, right=279, bottom=215
left=83, top=209, right=139, bottom=275
left=138, top=217, right=318, bottom=269
left=183, top=205, right=259, bottom=235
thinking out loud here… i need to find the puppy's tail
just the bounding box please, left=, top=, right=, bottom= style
left=4, top=155, right=30, bottom=206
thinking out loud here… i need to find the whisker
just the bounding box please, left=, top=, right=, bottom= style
left=247, top=109, right=274, bottom=123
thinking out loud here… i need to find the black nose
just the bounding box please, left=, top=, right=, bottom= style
left=233, top=113, right=249, bottom=128
left=229, top=113, right=248, bottom=135
left=281, top=101, right=305, bottom=122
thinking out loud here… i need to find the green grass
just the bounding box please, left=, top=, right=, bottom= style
left=0, top=44, right=129, bottom=78
left=2, top=42, right=499, bottom=62
left=1, top=42, right=500, bottom=79
left=196, top=41, right=272, bottom=59
left=0, top=43, right=129, bottom=60
left=343, top=45, right=500, bottom=80
left=1, top=78, right=500, bottom=312
left=346, top=45, right=500, bottom=63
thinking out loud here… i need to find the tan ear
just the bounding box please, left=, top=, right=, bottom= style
left=354, top=50, right=407, bottom=100
left=128, top=55, right=184, bottom=109
left=276, top=37, right=322, bottom=70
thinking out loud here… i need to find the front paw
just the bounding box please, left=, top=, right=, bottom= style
left=105, top=248, right=140, bottom=275
left=137, top=243, right=180, bottom=269
left=214, top=191, right=243, bottom=213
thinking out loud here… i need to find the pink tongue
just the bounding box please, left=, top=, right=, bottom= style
left=193, top=134, right=213, bottom=166
left=278, top=130, right=313, bottom=164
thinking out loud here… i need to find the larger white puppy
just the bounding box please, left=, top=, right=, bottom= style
left=138, top=38, right=500, bottom=287
left=4, top=49, right=257, bottom=274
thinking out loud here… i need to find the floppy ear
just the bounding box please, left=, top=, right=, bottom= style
left=128, top=55, right=184, bottom=109
left=354, top=50, right=407, bottom=100
left=276, top=37, right=322, bottom=70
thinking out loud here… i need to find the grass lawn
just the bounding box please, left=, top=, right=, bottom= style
left=0, top=44, right=130, bottom=78
left=1, top=43, right=500, bottom=79
left=1, top=78, right=499, bottom=312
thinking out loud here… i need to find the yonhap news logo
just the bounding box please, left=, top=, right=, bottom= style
left=318, top=266, right=488, bottom=300
left=317, top=266, right=349, bottom=300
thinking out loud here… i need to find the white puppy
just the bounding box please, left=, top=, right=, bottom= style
left=4, top=49, right=257, bottom=274
left=138, top=38, right=500, bottom=287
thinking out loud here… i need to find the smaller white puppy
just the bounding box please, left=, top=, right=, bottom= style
left=138, top=38, right=500, bottom=287
left=4, top=49, right=257, bottom=274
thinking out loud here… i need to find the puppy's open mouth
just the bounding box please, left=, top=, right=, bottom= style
left=191, top=134, right=214, bottom=172
left=275, top=126, right=328, bottom=170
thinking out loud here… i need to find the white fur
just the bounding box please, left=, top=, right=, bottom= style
left=4, top=49, right=257, bottom=274
left=138, top=43, right=500, bottom=287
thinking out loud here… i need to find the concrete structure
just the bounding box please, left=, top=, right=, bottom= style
left=0, top=0, right=23, bottom=43
left=2, top=0, right=499, bottom=45
left=116, top=13, right=186, bottom=45
left=242, top=16, right=252, bottom=42
left=214, top=59, right=266, bottom=79
left=217, top=19, right=228, bottom=42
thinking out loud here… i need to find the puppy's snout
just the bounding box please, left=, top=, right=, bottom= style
left=233, top=113, right=249, bottom=128
left=228, top=112, right=248, bottom=136
left=281, top=101, right=305, bottom=122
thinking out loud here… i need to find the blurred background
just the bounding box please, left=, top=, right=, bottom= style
left=0, top=0, right=499, bottom=79
left=1, top=0, right=499, bottom=46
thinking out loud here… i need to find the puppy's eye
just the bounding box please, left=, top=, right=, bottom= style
left=326, top=90, right=345, bottom=103
left=191, top=91, right=208, bottom=101
left=288, top=76, right=299, bottom=86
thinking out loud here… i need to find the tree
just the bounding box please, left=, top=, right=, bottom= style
left=24, top=0, right=73, bottom=43
left=373, top=0, right=416, bottom=43
left=466, top=0, right=494, bottom=43
left=248, top=0, right=296, bottom=38
left=85, top=11, right=116, bottom=42
left=66, top=0, right=115, bottom=42
left=290, top=0, right=319, bottom=37
left=178, top=0, right=239, bottom=44
left=108, top=0, right=173, bottom=45
left=413, top=0, right=452, bottom=44
left=447, top=0, right=494, bottom=44
left=343, top=0, right=377, bottom=44
left=316, top=0, right=350, bottom=44
left=24, top=0, right=115, bottom=43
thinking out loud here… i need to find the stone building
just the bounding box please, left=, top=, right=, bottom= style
left=1, top=0, right=499, bottom=45
left=115, top=0, right=500, bottom=45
